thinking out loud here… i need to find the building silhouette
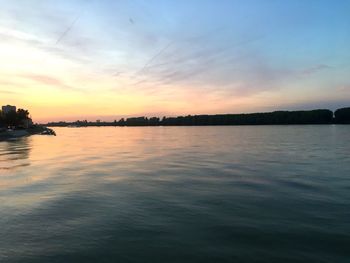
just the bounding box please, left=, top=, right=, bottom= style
left=2, top=105, right=16, bottom=115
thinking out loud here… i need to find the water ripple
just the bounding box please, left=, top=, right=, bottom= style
left=1, top=126, right=350, bottom=262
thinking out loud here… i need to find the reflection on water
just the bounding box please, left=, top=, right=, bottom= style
left=0, top=126, right=350, bottom=262
left=0, top=137, right=31, bottom=171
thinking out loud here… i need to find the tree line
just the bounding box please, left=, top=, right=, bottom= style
left=46, top=107, right=350, bottom=127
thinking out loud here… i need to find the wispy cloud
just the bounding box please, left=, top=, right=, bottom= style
left=127, top=33, right=291, bottom=99
left=301, top=64, right=331, bottom=75
left=337, top=85, right=350, bottom=93
left=20, top=74, right=81, bottom=92
left=0, top=89, right=19, bottom=95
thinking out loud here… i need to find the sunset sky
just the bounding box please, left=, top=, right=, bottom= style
left=0, top=0, right=349, bottom=122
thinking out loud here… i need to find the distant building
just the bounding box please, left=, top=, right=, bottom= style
left=2, top=105, right=16, bottom=115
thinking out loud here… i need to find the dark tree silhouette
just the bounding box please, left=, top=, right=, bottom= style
left=3, top=110, right=18, bottom=126
left=160, top=110, right=333, bottom=126
left=46, top=108, right=349, bottom=127
left=1, top=108, right=31, bottom=127
left=334, top=107, right=350, bottom=124
left=17, top=109, right=30, bottom=121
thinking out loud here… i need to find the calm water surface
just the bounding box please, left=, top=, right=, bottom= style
left=0, top=126, right=349, bottom=262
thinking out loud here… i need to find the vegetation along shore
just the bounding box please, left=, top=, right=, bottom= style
left=0, top=105, right=55, bottom=140
left=47, top=107, right=350, bottom=127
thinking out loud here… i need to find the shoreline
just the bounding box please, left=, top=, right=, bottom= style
left=46, top=123, right=349, bottom=128
left=45, top=107, right=350, bottom=127
left=0, top=126, right=56, bottom=140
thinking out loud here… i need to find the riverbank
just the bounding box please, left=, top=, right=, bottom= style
left=46, top=107, right=350, bottom=127
left=0, top=126, right=56, bottom=140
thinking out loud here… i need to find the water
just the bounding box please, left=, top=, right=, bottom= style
left=0, top=126, right=349, bottom=263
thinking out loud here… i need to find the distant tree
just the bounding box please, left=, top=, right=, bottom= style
left=118, top=118, right=125, bottom=126
left=125, top=117, right=148, bottom=126
left=16, top=109, right=30, bottom=121
left=149, top=117, right=160, bottom=126
left=335, top=107, right=350, bottom=124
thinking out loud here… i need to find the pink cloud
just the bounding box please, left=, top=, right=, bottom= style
left=20, top=74, right=81, bottom=91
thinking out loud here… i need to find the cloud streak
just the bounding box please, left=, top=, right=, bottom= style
left=128, top=34, right=285, bottom=99
left=301, top=64, right=331, bottom=75
left=0, top=89, right=19, bottom=95
left=20, top=74, right=81, bottom=92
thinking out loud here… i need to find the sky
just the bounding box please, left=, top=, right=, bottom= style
left=0, top=0, right=349, bottom=122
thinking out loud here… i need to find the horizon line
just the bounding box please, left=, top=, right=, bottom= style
left=41, top=107, right=350, bottom=124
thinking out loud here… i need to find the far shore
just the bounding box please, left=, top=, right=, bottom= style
left=45, top=107, right=350, bottom=127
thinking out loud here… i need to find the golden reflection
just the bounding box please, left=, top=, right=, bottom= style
left=0, top=127, right=233, bottom=208
left=0, top=138, right=30, bottom=171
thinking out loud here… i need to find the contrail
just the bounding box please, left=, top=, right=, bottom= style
left=137, top=41, right=173, bottom=75
left=135, top=28, right=224, bottom=76
left=56, top=13, right=81, bottom=44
